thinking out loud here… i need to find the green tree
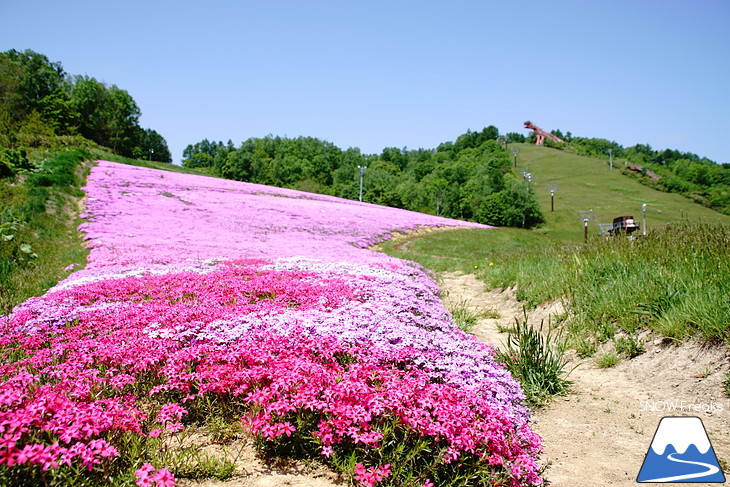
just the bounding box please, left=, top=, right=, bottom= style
left=1, top=49, right=66, bottom=121
left=183, top=152, right=214, bottom=168
left=69, top=75, right=142, bottom=156
left=478, top=174, right=543, bottom=227
left=0, top=49, right=73, bottom=142
left=135, top=128, right=172, bottom=162
left=69, top=75, right=106, bottom=140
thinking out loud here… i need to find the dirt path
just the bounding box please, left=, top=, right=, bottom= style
left=440, top=271, right=730, bottom=486
left=176, top=440, right=344, bottom=487
left=180, top=272, right=729, bottom=486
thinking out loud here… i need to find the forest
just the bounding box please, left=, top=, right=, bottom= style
left=182, top=124, right=730, bottom=221
left=0, top=49, right=171, bottom=167
left=182, top=127, right=545, bottom=228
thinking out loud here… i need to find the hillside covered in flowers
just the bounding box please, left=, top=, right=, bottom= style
left=0, top=161, right=544, bottom=486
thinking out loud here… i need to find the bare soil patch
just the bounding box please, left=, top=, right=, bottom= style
left=176, top=438, right=344, bottom=487
left=440, top=271, right=730, bottom=487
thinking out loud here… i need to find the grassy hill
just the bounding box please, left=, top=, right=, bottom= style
left=509, top=143, right=730, bottom=242
left=380, top=143, right=729, bottom=349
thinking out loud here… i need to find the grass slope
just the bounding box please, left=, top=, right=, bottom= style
left=381, top=144, right=730, bottom=347
left=511, top=143, right=730, bottom=242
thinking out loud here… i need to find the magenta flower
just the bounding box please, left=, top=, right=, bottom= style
left=0, top=161, right=543, bottom=486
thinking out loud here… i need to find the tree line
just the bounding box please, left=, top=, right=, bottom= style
left=182, top=127, right=544, bottom=228
left=0, top=49, right=171, bottom=164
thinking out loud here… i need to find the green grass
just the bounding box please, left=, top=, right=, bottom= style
left=446, top=299, right=480, bottom=333
left=596, top=352, right=620, bottom=368
left=494, top=312, right=572, bottom=407
left=509, top=143, right=730, bottom=243
left=380, top=227, right=552, bottom=276
left=385, top=223, right=729, bottom=345
left=0, top=148, right=91, bottom=314
left=382, top=145, right=730, bottom=347
left=614, top=335, right=646, bottom=358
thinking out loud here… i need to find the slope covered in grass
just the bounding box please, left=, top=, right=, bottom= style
left=380, top=144, right=730, bottom=348
left=510, top=143, right=730, bottom=242
left=0, top=161, right=544, bottom=486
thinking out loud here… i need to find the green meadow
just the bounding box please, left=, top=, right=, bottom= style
left=514, top=143, right=730, bottom=242
left=381, top=144, right=730, bottom=351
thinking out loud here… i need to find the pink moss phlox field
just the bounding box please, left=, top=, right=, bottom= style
left=0, top=161, right=543, bottom=485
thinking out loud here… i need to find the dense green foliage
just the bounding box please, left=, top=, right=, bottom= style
left=182, top=129, right=545, bottom=228
left=0, top=148, right=91, bottom=314
left=620, top=145, right=730, bottom=214
left=0, top=49, right=171, bottom=162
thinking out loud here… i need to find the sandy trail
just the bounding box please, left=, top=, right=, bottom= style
left=440, top=271, right=730, bottom=487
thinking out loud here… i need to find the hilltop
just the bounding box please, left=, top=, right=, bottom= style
left=510, top=143, right=730, bottom=242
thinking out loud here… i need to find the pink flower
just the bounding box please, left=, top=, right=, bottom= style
left=152, top=467, right=176, bottom=487
left=157, top=403, right=188, bottom=424
left=354, top=463, right=391, bottom=487
left=0, top=160, right=543, bottom=486
left=147, top=428, right=163, bottom=438
left=135, top=462, right=155, bottom=487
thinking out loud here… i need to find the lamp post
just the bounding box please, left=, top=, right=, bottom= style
left=642, top=203, right=647, bottom=236
left=357, top=165, right=367, bottom=202
left=512, top=149, right=519, bottom=168
left=149, top=149, right=154, bottom=161
left=547, top=185, right=558, bottom=212
left=578, top=209, right=594, bottom=243
left=520, top=168, right=532, bottom=188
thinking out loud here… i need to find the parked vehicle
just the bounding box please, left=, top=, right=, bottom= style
left=610, top=215, right=639, bottom=235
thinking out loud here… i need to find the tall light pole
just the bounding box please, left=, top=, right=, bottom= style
left=608, top=148, right=613, bottom=172
left=357, top=165, right=367, bottom=202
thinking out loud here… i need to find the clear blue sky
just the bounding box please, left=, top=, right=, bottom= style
left=2, top=0, right=729, bottom=164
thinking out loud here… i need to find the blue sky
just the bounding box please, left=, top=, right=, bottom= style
left=2, top=0, right=729, bottom=164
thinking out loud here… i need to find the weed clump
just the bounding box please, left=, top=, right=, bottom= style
left=495, top=311, right=573, bottom=406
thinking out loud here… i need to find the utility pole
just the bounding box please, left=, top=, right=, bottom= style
left=357, top=165, right=367, bottom=202
left=608, top=148, right=613, bottom=172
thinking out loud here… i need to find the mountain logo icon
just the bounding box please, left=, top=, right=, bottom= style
left=637, top=416, right=726, bottom=483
